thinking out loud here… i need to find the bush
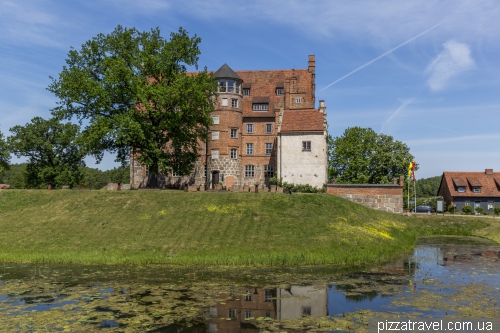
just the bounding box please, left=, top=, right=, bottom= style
left=494, top=206, right=500, bottom=216
left=461, top=205, right=473, bottom=215
left=475, top=206, right=484, bottom=214
left=448, top=205, right=457, bottom=214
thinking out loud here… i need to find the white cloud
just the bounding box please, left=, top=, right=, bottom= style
left=425, top=40, right=475, bottom=91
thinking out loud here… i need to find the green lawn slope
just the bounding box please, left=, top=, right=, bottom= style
left=0, top=190, right=493, bottom=265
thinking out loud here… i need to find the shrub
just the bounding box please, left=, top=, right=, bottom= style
left=494, top=206, right=500, bottom=216
left=448, top=205, right=457, bottom=214
left=461, top=205, right=473, bottom=215
left=475, top=206, right=484, bottom=214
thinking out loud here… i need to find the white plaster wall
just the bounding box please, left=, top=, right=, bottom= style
left=277, top=286, right=327, bottom=319
left=278, top=133, right=327, bottom=188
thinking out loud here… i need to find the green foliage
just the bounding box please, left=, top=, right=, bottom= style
left=495, top=206, right=500, bottom=216
left=328, top=127, right=413, bottom=184
left=79, top=165, right=130, bottom=189
left=461, top=205, right=473, bottom=215
left=8, top=117, right=85, bottom=188
left=475, top=206, right=484, bottom=214
left=48, top=25, right=218, bottom=186
left=416, top=176, right=442, bottom=197
left=0, top=163, right=27, bottom=188
left=0, top=129, right=10, bottom=176
left=448, top=204, right=457, bottom=214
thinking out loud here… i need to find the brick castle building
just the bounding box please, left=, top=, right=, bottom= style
left=130, top=55, right=328, bottom=189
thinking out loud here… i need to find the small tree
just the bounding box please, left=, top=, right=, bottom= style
left=8, top=117, right=85, bottom=188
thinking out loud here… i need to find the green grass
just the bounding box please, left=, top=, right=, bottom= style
left=0, top=190, right=493, bottom=266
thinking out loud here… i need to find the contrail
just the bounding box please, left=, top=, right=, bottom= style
left=320, top=23, right=442, bottom=91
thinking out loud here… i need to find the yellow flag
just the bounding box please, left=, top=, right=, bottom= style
left=407, top=161, right=413, bottom=179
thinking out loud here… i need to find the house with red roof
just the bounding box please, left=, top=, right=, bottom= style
left=130, top=56, right=328, bottom=189
left=437, top=169, right=500, bottom=212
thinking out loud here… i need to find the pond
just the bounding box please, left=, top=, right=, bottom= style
left=0, top=236, right=499, bottom=332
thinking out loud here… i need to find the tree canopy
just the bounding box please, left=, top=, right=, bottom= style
left=48, top=25, right=218, bottom=186
left=328, top=127, right=414, bottom=184
left=0, top=129, right=10, bottom=176
left=8, top=117, right=85, bottom=188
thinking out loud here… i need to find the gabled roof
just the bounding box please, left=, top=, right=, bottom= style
left=281, top=109, right=325, bottom=133
left=213, top=63, right=242, bottom=80
left=438, top=170, right=500, bottom=197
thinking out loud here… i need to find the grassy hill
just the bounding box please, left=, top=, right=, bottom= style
left=0, top=190, right=493, bottom=266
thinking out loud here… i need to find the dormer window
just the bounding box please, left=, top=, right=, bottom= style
left=253, top=103, right=268, bottom=111
left=243, top=88, right=250, bottom=96
left=473, top=187, right=481, bottom=193
left=457, top=187, right=466, bottom=193
left=276, top=88, right=283, bottom=96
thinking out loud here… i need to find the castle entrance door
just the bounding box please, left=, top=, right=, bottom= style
left=211, top=171, right=219, bottom=189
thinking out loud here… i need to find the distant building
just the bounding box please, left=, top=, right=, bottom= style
left=130, top=56, right=328, bottom=189
left=437, top=169, right=500, bottom=212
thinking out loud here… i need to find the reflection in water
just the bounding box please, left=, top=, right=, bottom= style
left=0, top=236, right=499, bottom=332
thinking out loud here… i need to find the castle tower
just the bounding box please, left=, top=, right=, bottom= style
left=207, top=64, right=243, bottom=188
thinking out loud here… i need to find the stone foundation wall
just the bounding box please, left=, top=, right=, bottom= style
left=208, top=156, right=242, bottom=186
left=327, top=182, right=404, bottom=214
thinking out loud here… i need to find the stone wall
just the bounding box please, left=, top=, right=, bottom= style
left=327, top=180, right=404, bottom=213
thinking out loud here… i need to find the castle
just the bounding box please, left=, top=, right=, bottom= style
left=130, top=55, right=328, bottom=189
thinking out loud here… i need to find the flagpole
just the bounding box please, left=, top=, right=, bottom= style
left=414, top=168, right=417, bottom=210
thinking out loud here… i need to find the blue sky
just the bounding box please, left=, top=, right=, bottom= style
left=1, top=0, right=499, bottom=179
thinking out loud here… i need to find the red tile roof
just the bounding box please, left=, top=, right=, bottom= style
left=281, top=109, right=325, bottom=133
left=440, top=171, right=500, bottom=197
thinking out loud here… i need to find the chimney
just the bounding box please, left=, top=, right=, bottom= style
left=485, top=169, right=493, bottom=175
left=308, top=55, right=315, bottom=73
left=393, top=177, right=398, bottom=184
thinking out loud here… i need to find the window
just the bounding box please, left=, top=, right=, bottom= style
left=212, top=116, right=219, bottom=124
left=245, top=289, right=252, bottom=301
left=252, top=103, right=268, bottom=111
left=266, top=124, right=272, bottom=133
left=221, top=98, right=228, bottom=106
left=474, top=201, right=481, bottom=208
left=172, top=168, right=179, bottom=177
left=265, top=143, right=272, bottom=155
left=211, top=150, right=219, bottom=159
left=295, top=97, right=302, bottom=103
left=247, top=124, right=254, bottom=133
left=264, top=289, right=272, bottom=302
left=228, top=308, right=236, bottom=319
left=231, top=99, right=238, bottom=108
left=245, top=311, right=252, bottom=319
left=219, top=79, right=226, bottom=92
left=264, top=165, right=274, bottom=178
left=488, top=201, right=494, bottom=210
left=265, top=312, right=271, bottom=318
left=209, top=323, right=217, bottom=333
left=204, top=165, right=207, bottom=178
left=276, top=88, right=283, bottom=96
left=230, top=128, right=238, bottom=138
left=302, top=306, right=311, bottom=317
left=473, top=187, right=481, bottom=193
left=246, top=143, right=254, bottom=155
left=302, top=141, right=311, bottom=151
left=457, top=187, right=466, bottom=193
left=212, top=131, right=219, bottom=140
left=230, top=149, right=237, bottom=159
left=465, top=201, right=470, bottom=206
left=243, top=88, right=250, bottom=96
left=209, top=307, right=217, bottom=317
left=245, top=165, right=255, bottom=178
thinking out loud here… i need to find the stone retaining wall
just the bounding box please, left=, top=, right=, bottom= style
left=326, top=177, right=404, bottom=214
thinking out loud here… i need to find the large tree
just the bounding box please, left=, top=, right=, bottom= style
left=0, top=129, right=10, bottom=176
left=328, top=127, right=414, bottom=184
left=8, top=117, right=85, bottom=188
left=48, top=26, right=218, bottom=186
